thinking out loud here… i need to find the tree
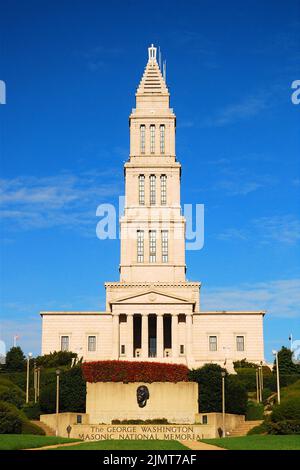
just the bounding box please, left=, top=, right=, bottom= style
left=39, top=366, right=86, bottom=414
left=189, top=363, right=247, bottom=415
left=274, top=346, right=300, bottom=375
left=5, top=347, right=25, bottom=372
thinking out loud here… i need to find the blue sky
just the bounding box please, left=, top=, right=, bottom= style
left=0, top=0, right=299, bottom=361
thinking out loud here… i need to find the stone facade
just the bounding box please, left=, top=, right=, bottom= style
left=40, top=45, right=265, bottom=372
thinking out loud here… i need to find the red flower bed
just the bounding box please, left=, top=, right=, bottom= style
left=82, top=360, right=189, bottom=383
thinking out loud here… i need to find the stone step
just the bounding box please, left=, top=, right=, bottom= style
left=31, top=420, right=56, bottom=436
left=228, top=420, right=263, bottom=437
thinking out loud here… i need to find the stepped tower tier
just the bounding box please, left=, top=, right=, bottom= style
left=120, top=44, right=186, bottom=283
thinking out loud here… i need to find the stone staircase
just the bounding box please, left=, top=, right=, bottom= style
left=31, top=420, right=56, bottom=436
left=228, top=420, right=263, bottom=437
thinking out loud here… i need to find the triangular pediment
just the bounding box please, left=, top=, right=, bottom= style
left=111, top=289, right=194, bottom=305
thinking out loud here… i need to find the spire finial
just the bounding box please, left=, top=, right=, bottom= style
left=148, top=44, right=157, bottom=62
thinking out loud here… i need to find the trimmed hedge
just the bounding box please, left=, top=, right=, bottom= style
left=82, top=360, right=189, bottom=383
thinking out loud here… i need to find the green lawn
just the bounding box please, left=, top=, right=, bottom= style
left=0, top=434, right=81, bottom=450
left=55, top=439, right=188, bottom=450
left=201, top=435, right=300, bottom=450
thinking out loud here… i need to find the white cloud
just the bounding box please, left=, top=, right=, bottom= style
left=201, top=279, right=300, bottom=318
left=0, top=170, right=122, bottom=234
left=217, top=214, right=300, bottom=245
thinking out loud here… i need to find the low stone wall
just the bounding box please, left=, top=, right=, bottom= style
left=195, top=413, right=245, bottom=437
left=40, top=412, right=89, bottom=437
left=68, top=423, right=215, bottom=440
left=86, top=381, right=198, bottom=424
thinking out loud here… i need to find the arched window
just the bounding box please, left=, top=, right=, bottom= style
left=140, top=125, right=145, bottom=154
left=138, top=175, right=145, bottom=205
left=160, top=125, right=165, bottom=154
left=160, top=174, right=167, bottom=205
left=150, top=125, right=155, bottom=154
left=150, top=175, right=156, bottom=205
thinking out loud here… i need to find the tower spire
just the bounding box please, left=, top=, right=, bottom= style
left=148, top=43, right=157, bottom=62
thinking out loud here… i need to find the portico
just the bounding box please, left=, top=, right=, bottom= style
left=110, top=289, right=195, bottom=363
left=111, top=312, right=191, bottom=361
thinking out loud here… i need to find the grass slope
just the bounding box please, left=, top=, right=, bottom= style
left=201, top=435, right=300, bottom=450
left=55, top=439, right=188, bottom=450
left=0, top=434, right=81, bottom=450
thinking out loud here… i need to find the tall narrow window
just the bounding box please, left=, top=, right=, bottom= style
left=161, top=230, right=168, bottom=263
left=137, top=230, right=144, bottom=263
left=209, top=336, right=217, bottom=351
left=61, top=336, right=69, bottom=352
left=160, top=124, right=165, bottom=154
left=150, top=125, right=155, bottom=154
left=149, top=230, right=156, bottom=262
left=160, top=174, right=167, bottom=205
left=138, top=175, right=145, bottom=205
left=88, top=335, right=96, bottom=352
left=140, top=125, right=145, bottom=154
left=236, top=336, right=245, bottom=351
left=150, top=175, right=156, bottom=205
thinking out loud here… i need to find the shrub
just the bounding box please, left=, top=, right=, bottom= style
left=83, top=361, right=189, bottom=383
left=267, top=420, right=300, bottom=435
left=22, top=402, right=41, bottom=420
left=112, top=418, right=168, bottom=424
left=189, top=364, right=247, bottom=415
left=5, top=347, right=25, bottom=372
left=233, top=359, right=257, bottom=369
left=225, top=376, right=248, bottom=415
left=234, top=368, right=257, bottom=391
left=22, top=420, right=45, bottom=435
left=262, top=387, right=273, bottom=403
left=0, top=383, right=25, bottom=408
left=0, top=401, right=23, bottom=434
left=247, top=421, right=269, bottom=435
left=245, top=401, right=264, bottom=421
left=40, top=366, right=86, bottom=414
left=35, top=351, right=77, bottom=368
left=271, top=397, right=300, bottom=422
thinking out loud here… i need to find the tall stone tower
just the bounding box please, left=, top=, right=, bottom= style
left=41, top=45, right=265, bottom=370
left=105, top=45, right=200, bottom=365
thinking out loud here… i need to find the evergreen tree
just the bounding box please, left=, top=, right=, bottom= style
left=5, top=347, right=26, bottom=372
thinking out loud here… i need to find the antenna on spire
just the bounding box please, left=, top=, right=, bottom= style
left=163, top=60, right=167, bottom=82
left=158, top=46, right=162, bottom=70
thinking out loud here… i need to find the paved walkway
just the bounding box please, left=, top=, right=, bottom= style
left=181, top=440, right=225, bottom=451
left=26, top=441, right=83, bottom=450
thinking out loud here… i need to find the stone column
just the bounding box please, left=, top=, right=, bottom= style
left=185, top=313, right=193, bottom=361
left=141, top=314, right=148, bottom=358
left=127, top=314, right=134, bottom=358
left=112, top=313, right=120, bottom=359
left=172, top=314, right=178, bottom=359
left=156, top=314, right=164, bottom=358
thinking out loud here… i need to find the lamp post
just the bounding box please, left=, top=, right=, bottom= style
left=55, top=369, right=61, bottom=436
left=34, top=361, right=37, bottom=403
left=256, top=368, right=259, bottom=402
left=37, top=367, right=41, bottom=400
left=221, top=371, right=226, bottom=438
left=26, top=352, right=32, bottom=403
left=272, top=350, right=281, bottom=404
